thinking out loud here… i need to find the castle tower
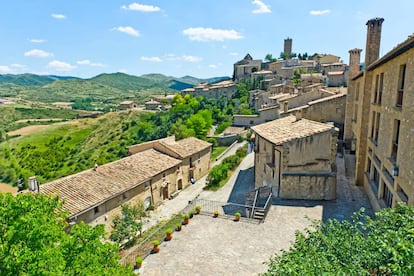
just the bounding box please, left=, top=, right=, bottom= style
left=364, top=18, right=384, bottom=68
left=284, top=38, right=292, bottom=58
left=348, top=48, right=363, bottom=78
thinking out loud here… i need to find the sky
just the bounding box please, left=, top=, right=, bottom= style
left=0, top=0, right=413, bottom=79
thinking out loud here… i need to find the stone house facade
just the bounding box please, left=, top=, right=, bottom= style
left=119, top=101, right=138, bottom=110
left=345, top=17, right=414, bottom=211
left=40, top=136, right=211, bottom=232
left=252, top=115, right=338, bottom=200
left=233, top=53, right=262, bottom=81
left=181, top=80, right=236, bottom=101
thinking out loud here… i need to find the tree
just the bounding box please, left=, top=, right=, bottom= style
left=0, top=193, right=133, bottom=275
left=110, top=202, right=145, bottom=246
left=264, top=54, right=277, bottom=62
left=262, top=203, right=414, bottom=275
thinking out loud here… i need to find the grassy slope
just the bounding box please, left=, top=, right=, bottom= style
left=0, top=110, right=149, bottom=185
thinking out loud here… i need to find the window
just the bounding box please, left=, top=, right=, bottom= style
left=391, top=120, right=400, bottom=162
left=374, top=113, right=381, bottom=144
left=396, top=64, right=406, bottom=107
left=371, top=166, right=380, bottom=194
left=94, top=206, right=99, bottom=214
left=353, top=104, right=358, bottom=122
left=370, top=112, right=375, bottom=139
left=122, top=193, right=128, bottom=200
left=355, top=83, right=360, bottom=100
left=397, top=186, right=408, bottom=203
left=382, top=183, right=393, bottom=208
left=366, top=157, right=372, bottom=175
left=373, top=74, right=379, bottom=103
left=378, top=73, right=384, bottom=104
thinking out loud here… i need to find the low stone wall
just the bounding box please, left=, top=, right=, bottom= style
left=279, top=172, right=336, bottom=200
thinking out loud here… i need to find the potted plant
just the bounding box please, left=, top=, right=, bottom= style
left=234, top=212, right=241, bottom=222
left=176, top=223, right=182, bottom=231
left=165, top=228, right=173, bottom=241
left=189, top=210, right=195, bottom=218
left=195, top=205, right=201, bottom=214
left=183, top=214, right=190, bottom=225
left=152, top=239, right=160, bottom=253
left=213, top=210, right=219, bottom=218
left=135, top=257, right=143, bottom=269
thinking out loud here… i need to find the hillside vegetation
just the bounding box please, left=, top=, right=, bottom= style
left=0, top=72, right=230, bottom=104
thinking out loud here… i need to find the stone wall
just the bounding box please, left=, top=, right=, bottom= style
left=233, top=105, right=280, bottom=127
left=280, top=172, right=336, bottom=200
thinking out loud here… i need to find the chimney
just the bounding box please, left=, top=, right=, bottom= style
left=295, top=109, right=302, bottom=121
left=348, top=48, right=363, bottom=78
left=365, top=17, right=384, bottom=68
left=28, top=176, right=39, bottom=193
left=283, top=101, right=289, bottom=112
left=93, top=161, right=98, bottom=171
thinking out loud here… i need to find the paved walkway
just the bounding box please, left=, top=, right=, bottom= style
left=133, top=149, right=373, bottom=275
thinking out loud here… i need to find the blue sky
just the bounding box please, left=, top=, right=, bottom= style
left=0, top=0, right=413, bottom=79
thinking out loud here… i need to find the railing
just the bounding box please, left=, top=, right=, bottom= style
left=262, top=193, right=273, bottom=221
left=250, top=190, right=259, bottom=219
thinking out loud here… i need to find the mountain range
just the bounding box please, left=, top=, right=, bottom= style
left=0, top=73, right=231, bottom=103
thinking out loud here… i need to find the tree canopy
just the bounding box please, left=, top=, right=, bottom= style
left=0, top=192, right=133, bottom=275
left=262, top=203, right=414, bottom=275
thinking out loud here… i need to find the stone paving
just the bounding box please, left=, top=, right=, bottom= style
left=135, top=149, right=373, bottom=275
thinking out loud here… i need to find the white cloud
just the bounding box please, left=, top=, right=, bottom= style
left=182, top=27, right=243, bottom=42
left=30, top=39, right=46, bottom=43
left=121, top=2, right=161, bottom=12
left=76, top=59, right=105, bottom=67
left=51, top=13, right=66, bottom=19
left=10, top=64, right=27, bottom=70
left=182, top=55, right=202, bottom=62
left=229, top=52, right=239, bottom=56
left=0, top=65, right=12, bottom=73
left=24, top=49, right=53, bottom=58
left=209, top=64, right=218, bottom=69
left=310, top=9, right=331, bottom=16
left=111, top=26, right=140, bottom=37
left=252, top=0, right=271, bottom=14
left=47, top=60, right=76, bottom=71
left=140, top=56, right=163, bottom=62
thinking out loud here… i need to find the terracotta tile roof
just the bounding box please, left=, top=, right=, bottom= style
left=160, top=137, right=211, bottom=158
left=40, top=149, right=181, bottom=216
left=252, top=115, right=335, bottom=145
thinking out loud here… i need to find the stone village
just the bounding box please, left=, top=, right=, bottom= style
left=19, top=17, right=414, bottom=273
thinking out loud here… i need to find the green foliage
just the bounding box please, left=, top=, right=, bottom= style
left=153, top=240, right=160, bottom=246
left=206, top=145, right=248, bottom=190
left=262, top=203, right=414, bottom=275
left=110, top=202, right=145, bottom=246
left=0, top=193, right=133, bottom=275
left=264, top=54, right=277, bottom=62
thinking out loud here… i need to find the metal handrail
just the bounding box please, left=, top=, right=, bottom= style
left=250, top=189, right=259, bottom=218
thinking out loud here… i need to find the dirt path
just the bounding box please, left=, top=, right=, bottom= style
left=7, top=125, right=51, bottom=136
left=0, top=183, right=17, bottom=194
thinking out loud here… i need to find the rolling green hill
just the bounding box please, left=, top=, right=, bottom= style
left=0, top=72, right=230, bottom=105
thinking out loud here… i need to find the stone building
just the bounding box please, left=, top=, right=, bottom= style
left=40, top=136, right=211, bottom=231
left=181, top=80, right=236, bottom=100
left=144, top=99, right=161, bottom=110
left=233, top=54, right=262, bottom=81
left=119, top=100, right=138, bottom=110
left=284, top=38, right=293, bottom=57
left=252, top=115, right=338, bottom=200
left=345, top=17, right=414, bottom=210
